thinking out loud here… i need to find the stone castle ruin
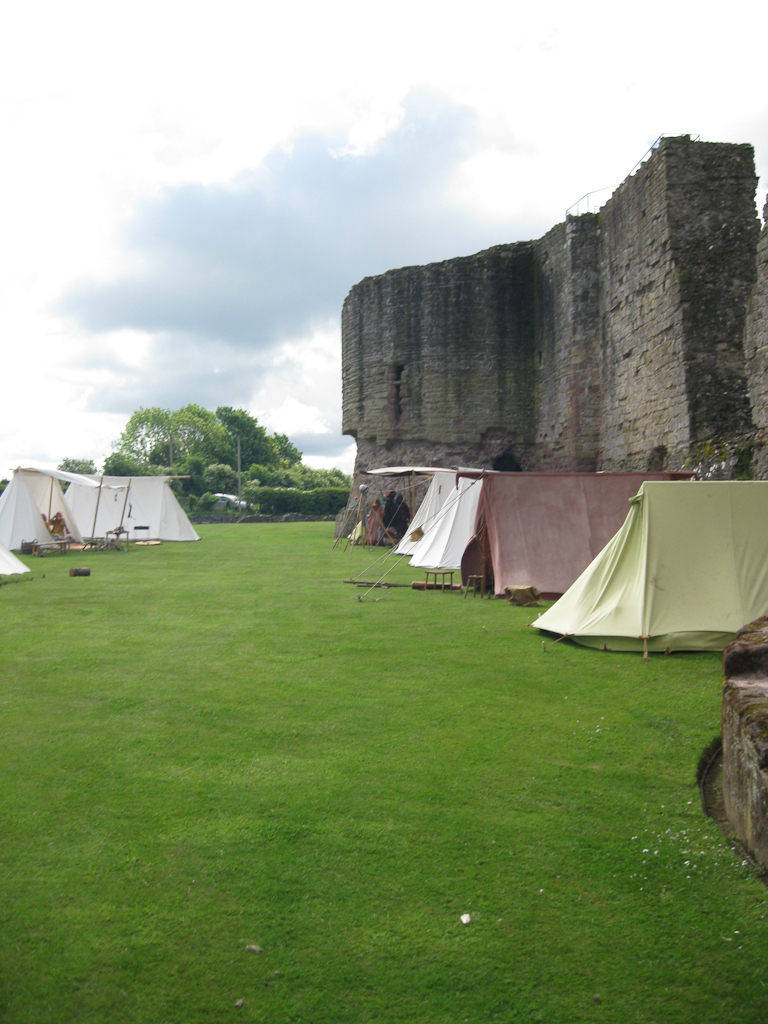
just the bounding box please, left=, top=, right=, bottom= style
left=342, top=136, right=768, bottom=479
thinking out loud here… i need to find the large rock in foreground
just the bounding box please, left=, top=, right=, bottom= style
left=722, top=617, right=768, bottom=869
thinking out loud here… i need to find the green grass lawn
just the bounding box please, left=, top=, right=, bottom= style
left=1, top=524, right=767, bottom=1023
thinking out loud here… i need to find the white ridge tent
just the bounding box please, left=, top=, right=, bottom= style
left=0, top=540, right=29, bottom=575
left=533, top=481, right=768, bottom=652
left=66, top=475, right=199, bottom=542
left=395, top=471, right=455, bottom=556
left=0, top=468, right=85, bottom=549
left=408, top=474, right=483, bottom=571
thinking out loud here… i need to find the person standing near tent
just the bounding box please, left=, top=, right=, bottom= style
left=393, top=493, right=410, bottom=538
left=367, top=498, right=385, bottom=545
left=383, top=492, right=398, bottom=535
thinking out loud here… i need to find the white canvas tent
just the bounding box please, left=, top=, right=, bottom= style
left=408, top=474, right=483, bottom=571
left=0, top=541, right=29, bottom=575
left=395, top=471, right=455, bottom=556
left=0, top=469, right=85, bottom=549
left=533, top=481, right=768, bottom=652
left=66, top=475, right=199, bottom=542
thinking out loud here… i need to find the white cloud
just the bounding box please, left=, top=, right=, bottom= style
left=0, top=0, right=766, bottom=473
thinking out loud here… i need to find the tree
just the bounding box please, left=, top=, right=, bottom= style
left=109, top=403, right=305, bottom=475
left=112, top=407, right=172, bottom=466
left=215, top=407, right=273, bottom=468
left=102, top=453, right=153, bottom=476
left=171, top=405, right=232, bottom=466
left=268, top=432, right=302, bottom=466
left=174, top=456, right=206, bottom=496
left=58, top=458, right=97, bottom=475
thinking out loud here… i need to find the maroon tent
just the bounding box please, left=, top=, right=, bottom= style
left=460, top=471, right=693, bottom=598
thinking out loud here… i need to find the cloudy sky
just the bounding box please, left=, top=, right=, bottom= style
left=2, top=0, right=766, bottom=475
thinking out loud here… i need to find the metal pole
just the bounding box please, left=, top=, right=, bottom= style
left=237, top=434, right=241, bottom=518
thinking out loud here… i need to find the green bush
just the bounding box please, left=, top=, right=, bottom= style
left=203, top=463, right=236, bottom=493
left=196, top=492, right=219, bottom=512
left=244, top=464, right=351, bottom=491
left=244, top=486, right=348, bottom=516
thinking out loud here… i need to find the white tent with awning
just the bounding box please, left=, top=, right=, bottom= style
left=0, top=469, right=85, bottom=549
left=395, top=471, right=455, bottom=556
left=66, top=475, right=199, bottom=542
left=408, top=474, right=483, bottom=571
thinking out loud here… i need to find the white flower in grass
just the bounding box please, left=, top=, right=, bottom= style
left=460, top=914, right=471, bottom=924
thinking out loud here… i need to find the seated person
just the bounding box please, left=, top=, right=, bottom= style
left=46, top=512, right=67, bottom=537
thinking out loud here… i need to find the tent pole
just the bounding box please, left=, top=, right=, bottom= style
left=90, top=476, right=104, bottom=542
left=360, top=488, right=369, bottom=551
left=118, top=479, right=132, bottom=533
left=237, top=435, right=242, bottom=522
left=481, top=520, right=489, bottom=598
left=48, top=477, right=53, bottom=521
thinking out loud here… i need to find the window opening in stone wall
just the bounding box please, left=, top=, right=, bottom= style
left=647, top=445, right=667, bottom=471
left=387, top=364, right=406, bottom=427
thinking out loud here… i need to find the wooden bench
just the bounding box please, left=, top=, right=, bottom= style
left=425, top=570, right=454, bottom=591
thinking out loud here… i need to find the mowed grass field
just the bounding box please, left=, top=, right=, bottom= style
left=2, top=523, right=767, bottom=1024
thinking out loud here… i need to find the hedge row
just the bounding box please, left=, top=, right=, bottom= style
left=248, top=487, right=349, bottom=516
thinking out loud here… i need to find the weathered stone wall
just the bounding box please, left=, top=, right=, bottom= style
left=722, top=619, right=768, bottom=871
left=342, top=244, right=537, bottom=474
left=597, top=141, right=692, bottom=469
left=342, top=136, right=760, bottom=478
left=598, top=137, right=757, bottom=471
left=744, top=197, right=768, bottom=477
left=534, top=216, right=601, bottom=470
left=666, top=140, right=757, bottom=445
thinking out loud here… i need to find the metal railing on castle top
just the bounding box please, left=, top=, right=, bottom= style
left=565, top=134, right=700, bottom=219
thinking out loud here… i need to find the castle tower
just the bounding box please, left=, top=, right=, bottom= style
left=341, top=137, right=759, bottom=478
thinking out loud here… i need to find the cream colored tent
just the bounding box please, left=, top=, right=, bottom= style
left=0, top=541, right=29, bottom=575
left=533, top=481, right=768, bottom=652
left=66, top=475, right=199, bottom=542
left=395, top=471, right=455, bottom=556
left=0, top=469, right=85, bottom=549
